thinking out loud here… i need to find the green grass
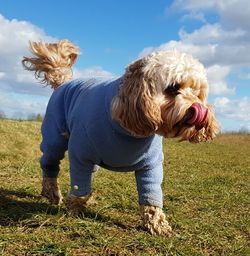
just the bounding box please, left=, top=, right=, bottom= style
left=0, top=119, right=249, bottom=256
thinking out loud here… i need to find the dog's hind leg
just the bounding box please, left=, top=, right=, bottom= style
left=40, top=113, right=68, bottom=205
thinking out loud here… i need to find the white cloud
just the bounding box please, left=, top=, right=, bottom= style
left=74, top=66, right=115, bottom=79
left=165, top=0, right=218, bottom=16
left=0, top=72, right=6, bottom=79
left=140, top=23, right=249, bottom=68
left=215, top=0, right=250, bottom=31
left=175, top=4, right=250, bottom=73
left=179, top=23, right=246, bottom=46
left=239, top=71, right=250, bottom=80
left=206, top=65, right=235, bottom=95
left=180, top=11, right=206, bottom=23
left=0, top=91, right=48, bottom=119
left=167, top=0, right=250, bottom=31
left=0, top=14, right=56, bottom=97
left=214, top=97, right=250, bottom=123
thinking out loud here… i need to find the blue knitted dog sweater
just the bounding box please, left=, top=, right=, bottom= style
left=40, top=78, right=164, bottom=207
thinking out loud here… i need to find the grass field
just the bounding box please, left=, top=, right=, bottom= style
left=0, top=119, right=249, bottom=256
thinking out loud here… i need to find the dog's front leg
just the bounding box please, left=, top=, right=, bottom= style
left=65, top=148, right=96, bottom=215
left=65, top=193, right=96, bottom=215
left=135, top=165, right=173, bottom=235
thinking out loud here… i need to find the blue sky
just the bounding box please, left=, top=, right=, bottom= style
left=0, top=0, right=250, bottom=132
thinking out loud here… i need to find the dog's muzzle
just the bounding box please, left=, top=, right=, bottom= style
left=186, top=103, right=208, bottom=130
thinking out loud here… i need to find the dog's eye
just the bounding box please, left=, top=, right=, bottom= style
left=164, top=83, right=180, bottom=96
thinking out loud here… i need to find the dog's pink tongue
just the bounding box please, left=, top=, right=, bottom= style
left=187, top=103, right=208, bottom=126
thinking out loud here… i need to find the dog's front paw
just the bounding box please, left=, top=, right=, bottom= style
left=65, top=194, right=96, bottom=215
left=41, top=177, right=63, bottom=205
left=140, top=205, right=174, bottom=236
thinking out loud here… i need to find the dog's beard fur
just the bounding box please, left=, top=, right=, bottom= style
left=159, top=96, right=219, bottom=142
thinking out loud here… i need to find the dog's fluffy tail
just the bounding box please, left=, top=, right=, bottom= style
left=22, top=40, right=80, bottom=89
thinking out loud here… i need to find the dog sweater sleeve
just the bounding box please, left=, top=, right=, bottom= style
left=135, top=162, right=164, bottom=208
left=40, top=112, right=68, bottom=178
left=67, top=122, right=100, bottom=197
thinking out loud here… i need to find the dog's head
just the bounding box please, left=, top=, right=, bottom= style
left=112, top=50, right=220, bottom=142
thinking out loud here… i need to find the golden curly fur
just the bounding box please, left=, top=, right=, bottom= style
left=140, top=205, right=174, bottom=236
left=22, top=40, right=79, bottom=88
left=112, top=50, right=219, bottom=141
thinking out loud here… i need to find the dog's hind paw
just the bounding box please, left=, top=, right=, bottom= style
left=140, top=205, right=174, bottom=236
left=41, top=177, right=63, bottom=205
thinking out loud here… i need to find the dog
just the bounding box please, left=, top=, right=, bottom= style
left=22, top=40, right=219, bottom=235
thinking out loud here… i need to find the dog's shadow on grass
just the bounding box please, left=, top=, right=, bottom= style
left=0, top=188, right=61, bottom=226
left=0, top=188, right=136, bottom=231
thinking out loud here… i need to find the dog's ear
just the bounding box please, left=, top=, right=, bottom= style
left=112, top=58, right=162, bottom=136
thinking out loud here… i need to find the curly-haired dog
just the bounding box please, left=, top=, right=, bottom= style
left=22, top=40, right=219, bottom=235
